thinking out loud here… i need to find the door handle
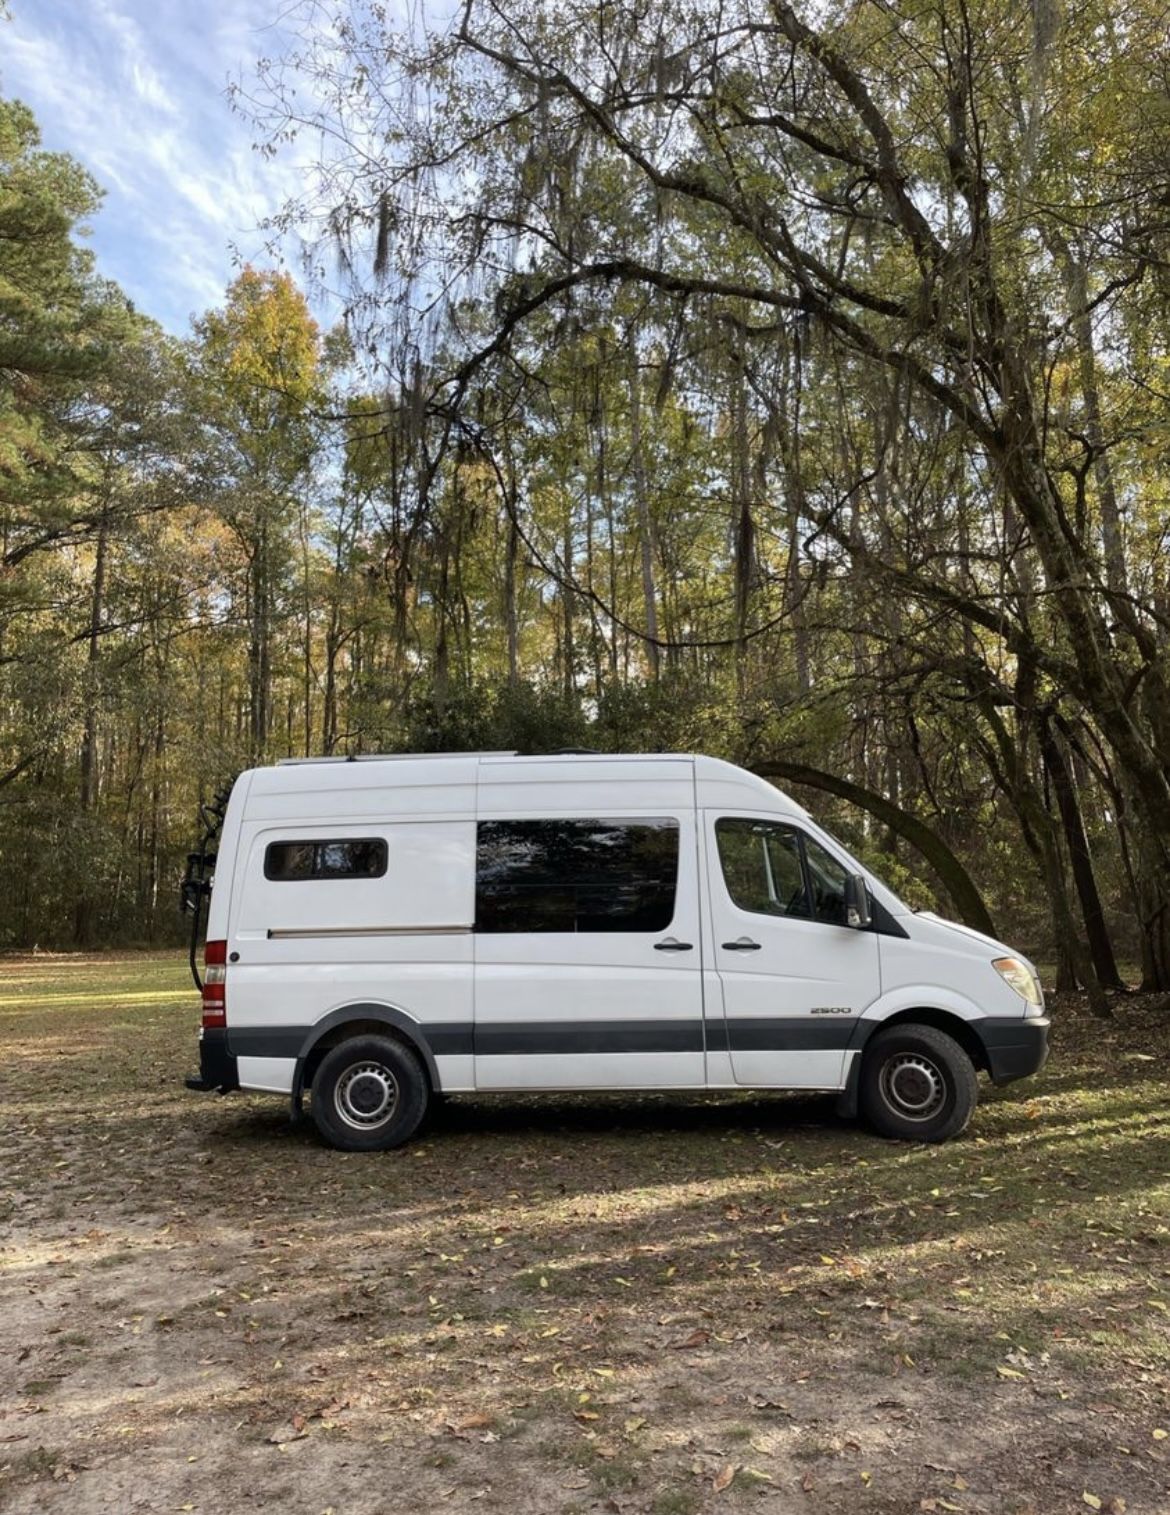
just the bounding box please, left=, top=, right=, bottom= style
left=654, top=938, right=694, bottom=951
left=722, top=937, right=761, bottom=951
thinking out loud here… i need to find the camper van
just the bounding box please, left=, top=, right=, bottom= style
left=184, top=752, right=1048, bottom=1149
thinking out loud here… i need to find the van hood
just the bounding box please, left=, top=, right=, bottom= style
left=913, top=911, right=1018, bottom=961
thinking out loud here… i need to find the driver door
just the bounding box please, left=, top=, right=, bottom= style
left=703, top=812, right=880, bottom=1087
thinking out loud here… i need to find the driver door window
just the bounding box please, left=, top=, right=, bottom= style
left=714, top=818, right=810, bottom=918
left=715, top=818, right=851, bottom=926
left=803, top=835, right=849, bottom=926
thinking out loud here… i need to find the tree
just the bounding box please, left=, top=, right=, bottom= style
left=190, top=269, right=324, bottom=761
left=243, top=0, right=1170, bottom=984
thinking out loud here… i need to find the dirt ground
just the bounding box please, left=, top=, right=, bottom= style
left=1, top=954, right=1168, bottom=1514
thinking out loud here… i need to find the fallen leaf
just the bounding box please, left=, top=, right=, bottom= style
left=267, top=1427, right=307, bottom=1445
left=713, top=1463, right=737, bottom=1493
left=673, top=1329, right=711, bottom=1349
left=1083, top=1495, right=1102, bottom=1511
left=448, top=1413, right=493, bottom=1435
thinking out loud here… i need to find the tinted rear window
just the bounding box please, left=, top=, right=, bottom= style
left=264, top=838, right=387, bottom=881
left=476, top=818, right=678, bottom=933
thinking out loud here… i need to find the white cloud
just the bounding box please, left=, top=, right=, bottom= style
left=1, top=0, right=319, bottom=331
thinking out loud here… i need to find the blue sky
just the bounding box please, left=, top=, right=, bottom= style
left=2, top=0, right=311, bottom=333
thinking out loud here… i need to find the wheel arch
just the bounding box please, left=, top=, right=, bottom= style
left=293, top=1003, right=440, bottom=1106
left=854, top=1006, right=990, bottom=1075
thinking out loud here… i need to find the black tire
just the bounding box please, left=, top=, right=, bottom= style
left=310, top=1034, right=429, bottom=1152
left=859, top=1023, right=978, bottom=1142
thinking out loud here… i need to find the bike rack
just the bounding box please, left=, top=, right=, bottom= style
left=180, top=781, right=234, bottom=991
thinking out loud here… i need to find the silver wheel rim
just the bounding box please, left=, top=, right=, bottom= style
left=334, top=1060, right=399, bottom=1131
left=879, top=1052, right=946, bottom=1122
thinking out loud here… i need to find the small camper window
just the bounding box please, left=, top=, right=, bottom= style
left=264, top=838, right=388, bottom=882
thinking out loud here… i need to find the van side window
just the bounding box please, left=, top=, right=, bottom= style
left=264, top=838, right=388, bottom=881
left=802, top=835, right=850, bottom=925
left=476, top=819, right=678, bottom=933
left=715, top=819, right=809, bottom=918
left=716, top=819, right=856, bottom=926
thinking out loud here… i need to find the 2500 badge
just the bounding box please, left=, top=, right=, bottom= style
left=810, top=1006, right=853, bottom=1015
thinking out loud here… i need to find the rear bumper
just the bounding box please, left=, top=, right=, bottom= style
left=185, top=1027, right=239, bottom=1093
left=980, top=1016, right=1050, bottom=1085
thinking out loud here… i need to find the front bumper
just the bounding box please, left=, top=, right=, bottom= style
left=980, top=1015, right=1050, bottom=1085
left=184, top=1026, right=239, bottom=1093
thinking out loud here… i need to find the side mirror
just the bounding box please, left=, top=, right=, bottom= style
left=844, top=874, right=871, bottom=929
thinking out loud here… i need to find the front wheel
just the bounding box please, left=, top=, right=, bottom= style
left=859, top=1023, right=978, bottom=1142
left=310, top=1035, right=429, bottom=1152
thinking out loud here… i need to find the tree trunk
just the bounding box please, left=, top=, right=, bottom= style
left=504, top=457, right=520, bottom=687
left=1039, top=716, right=1124, bottom=989
left=248, top=516, right=272, bottom=762
left=628, top=340, right=660, bottom=679
left=74, top=501, right=110, bottom=946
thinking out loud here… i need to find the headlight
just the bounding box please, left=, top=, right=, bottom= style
left=992, top=956, right=1043, bottom=1009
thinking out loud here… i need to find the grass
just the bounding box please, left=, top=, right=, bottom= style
left=0, top=953, right=1168, bottom=1513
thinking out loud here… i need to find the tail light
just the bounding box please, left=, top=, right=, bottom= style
left=202, top=938, right=228, bottom=1028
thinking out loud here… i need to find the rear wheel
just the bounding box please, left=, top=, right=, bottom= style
left=860, top=1023, right=977, bottom=1142
left=310, top=1034, right=428, bottom=1152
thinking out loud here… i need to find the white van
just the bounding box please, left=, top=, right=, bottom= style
left=184, top=752, right=1048, bottom=1149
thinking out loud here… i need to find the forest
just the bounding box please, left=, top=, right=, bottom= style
left=3, top=0, right=1170, bottom=1007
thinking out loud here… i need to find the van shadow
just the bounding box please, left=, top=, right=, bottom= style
left=430, top=1088, right=853, bottom=1139
left=210, top=1088, right=856, bottom=1149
